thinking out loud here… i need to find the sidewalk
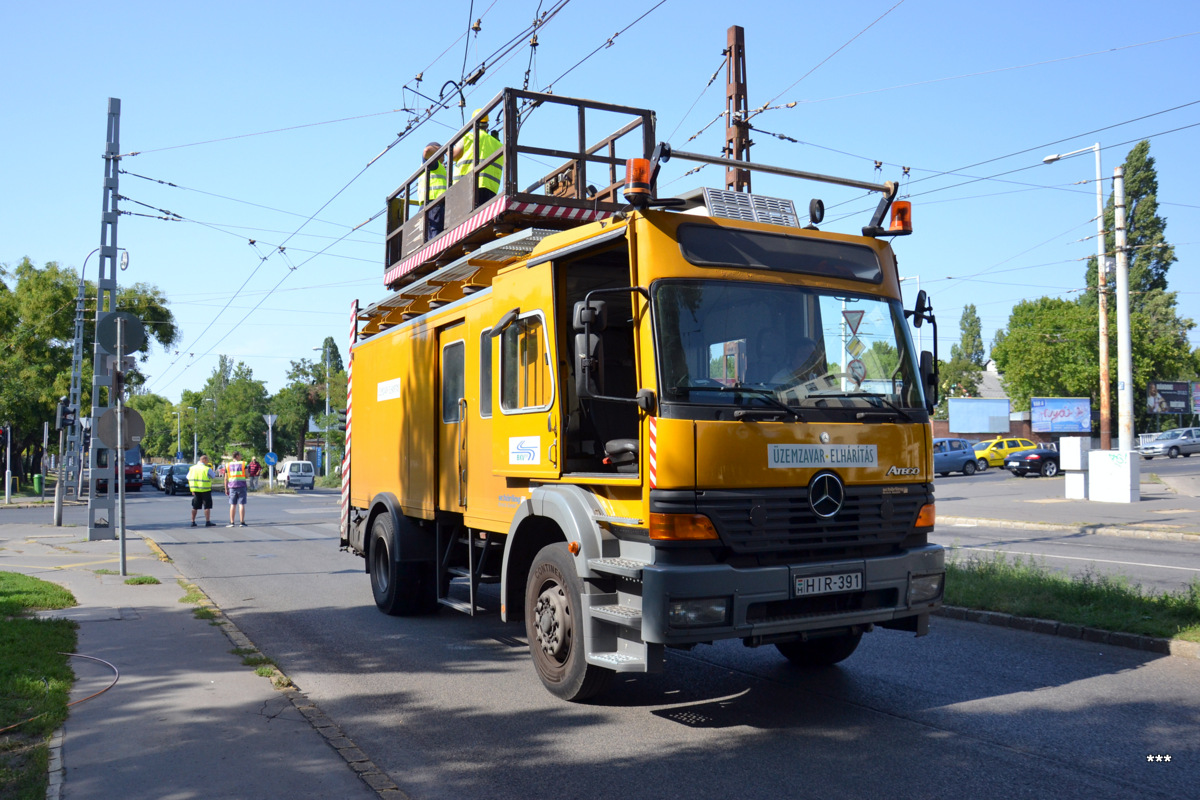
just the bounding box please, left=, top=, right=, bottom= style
left=937, top=473, right=1200, bottom=539
left=0, top=523, right=391, bottom=800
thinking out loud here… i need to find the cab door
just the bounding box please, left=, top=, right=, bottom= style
left=489, top=261, right=562, bottom=480
left=438, top=324, right=468, bottom=510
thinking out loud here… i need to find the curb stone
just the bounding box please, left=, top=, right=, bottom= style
left=142, top=535, right=413, bottom=800
left=935, top=604, right=1199, bottom=660
left=938, top=515, right=1200, bottom=542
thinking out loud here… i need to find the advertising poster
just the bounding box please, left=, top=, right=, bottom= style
left=1146, top=381, right=1190, bottom=414
left=1030, top=397, right=1090, bottom=433
left=948, top=398, right=1010, bottom=433
left=1193, top=382, right=1200, bottom=414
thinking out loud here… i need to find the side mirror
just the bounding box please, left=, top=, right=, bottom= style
left=920, top=350, right=938, bottom=413
left=906, top=289, right=929, bottom=329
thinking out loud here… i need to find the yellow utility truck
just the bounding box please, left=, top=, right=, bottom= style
left=340, top=89, right=944, bottom=701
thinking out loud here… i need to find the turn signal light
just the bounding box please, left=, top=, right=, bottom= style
left=915, top=503, right=935, bottom=528
left=623, top=158, right=651, bottom=204
left=648, top=512, right=720, bottom=541
left=889, top=200, right=913, bottom=233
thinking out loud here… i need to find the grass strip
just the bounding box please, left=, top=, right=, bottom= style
left=946, top=551, right=1200, bottom=643
left=0, top=572, right=78, bottom=800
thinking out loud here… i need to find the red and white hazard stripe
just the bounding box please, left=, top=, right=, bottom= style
left=340, top=300, right=358, bottom=540
left=648, top=416, right=658, bottom=490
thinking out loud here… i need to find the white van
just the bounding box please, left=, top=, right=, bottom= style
left=278, top=460, right=316, bottom=490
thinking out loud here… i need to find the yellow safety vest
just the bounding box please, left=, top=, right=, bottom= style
left=457, top=131, right=503, bottom=193
left=187, top=463, right=212, bottom=492
left=227, top=461, right=247, bottom=481
left=420, top=161, right=448, bottom=202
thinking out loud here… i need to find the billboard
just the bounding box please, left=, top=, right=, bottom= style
left=1147, top=381, right=1190, bottom=414
left=948, top=398, right=1010, bottom=434
left=1031, top=397, right=1090, bottom=433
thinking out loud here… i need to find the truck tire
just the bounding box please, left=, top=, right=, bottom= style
left=776, top=631, right=862, bottom=667
left=369, top=514, right=438, bottom=616
left=525, top=543, right=613, bottom=702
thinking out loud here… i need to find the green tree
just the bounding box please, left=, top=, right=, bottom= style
left=0, top=258, right=177, bottom=475
left=949, top=304, right=985, bottom=367
left=1084, top=140, right=1176, bottom=306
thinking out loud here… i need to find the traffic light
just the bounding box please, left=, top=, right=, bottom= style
left=335, top=410, right=348, bottom=432
left=55, top=397, right=76, bottom=430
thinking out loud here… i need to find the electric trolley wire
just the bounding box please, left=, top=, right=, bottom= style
left=666, top=55, right=729, bottom=143
left=539, top=0, right=668, bottom=93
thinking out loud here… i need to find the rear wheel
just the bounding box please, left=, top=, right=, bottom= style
left=776, top=631, right=862, bottom=667
left=369, top=514, right=438, bottom=616
left=962, top=460, right=977, bottom=476
left=1040, top=461, right=1059, bottom=477
left=525, top=543, right=612, bottom=702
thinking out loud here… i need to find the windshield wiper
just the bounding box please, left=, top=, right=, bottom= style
left=838, top=392, right=915, bottom=422
left=684, top=383, right=803, bottom=420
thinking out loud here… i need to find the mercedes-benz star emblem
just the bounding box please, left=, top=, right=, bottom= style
left=808, top=472, right=844, bottom=519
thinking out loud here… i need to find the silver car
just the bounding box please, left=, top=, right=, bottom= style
left=1139, top=427, right=1200, bottom=459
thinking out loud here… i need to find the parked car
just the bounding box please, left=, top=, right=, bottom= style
left=161, top=464, right=191, bottom=495
left=1139, top=427, right=1200, bottom=459
left=973, top=437, right=1037, bottom=470
left=278, top=459, right=316, bottom=490
left=933, top=437, right=978, bottom=476
left=150, top=464, right=169, bottom=489
left=1005, top=447, right=1060, bottom=477
left=141, top=464, right=154, bottom=483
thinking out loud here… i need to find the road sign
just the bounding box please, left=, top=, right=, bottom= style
left=263, top=414, right=278, bottom=427
left=264, top=452, right=278, bottom=466
left=94, top=407, right=145, bottom=450
left=96, top=311, right=147, bottom=353
left=176, top=451, right=184, bottom=460
left=848, top=359, right=866, bottom=384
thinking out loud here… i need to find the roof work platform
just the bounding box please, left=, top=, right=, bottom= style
left=384, top=88, right=655, bottom=291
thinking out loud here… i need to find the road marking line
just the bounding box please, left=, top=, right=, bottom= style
left=957, top=546, right=1200, bottom=573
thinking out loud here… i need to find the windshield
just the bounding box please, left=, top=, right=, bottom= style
left=653, top=280, right=924, bottom=411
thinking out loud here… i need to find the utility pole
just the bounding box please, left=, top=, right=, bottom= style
left=1113, top=167, right=1134, bottom=452
left=65, top=270, right=88, bottom=495
left=87, top=98, right=122, bottom=540
left=724, top=25, right=751, bottom=193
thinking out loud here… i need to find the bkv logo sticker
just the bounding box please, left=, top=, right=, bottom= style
left=886, top=465, right=920, bottom=476
left=509, top=436, right=541, bottom=465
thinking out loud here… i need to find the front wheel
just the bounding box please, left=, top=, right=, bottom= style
left=1040, top=461, right=1059, bottom=477
left=776, top=631, right=862, bottom=667
left=962, top=460, right=977, bottom=476
left=976, top=458, right=989, bottom=472
left=525, top=543, right=612, bottom=702
left=1168, top=447, right=1180, bottom=459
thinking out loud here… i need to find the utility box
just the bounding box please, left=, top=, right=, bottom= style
left=1060, top=436, right=1090, bottom=500
left=1089, top=450, right=1140, bottom=504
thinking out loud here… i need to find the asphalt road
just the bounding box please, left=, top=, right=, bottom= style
left=13, top=485, right=1194, bottom=800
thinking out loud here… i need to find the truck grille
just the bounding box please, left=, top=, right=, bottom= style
left=650, top=486, right=931, bottom=560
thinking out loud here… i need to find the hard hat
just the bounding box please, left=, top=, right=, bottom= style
left=474, top=108, right=489, bottom=125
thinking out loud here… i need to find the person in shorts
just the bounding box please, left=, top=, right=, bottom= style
left=224, top=451, right=249, bottom=527
left=187, top=454, right=216, bottom=527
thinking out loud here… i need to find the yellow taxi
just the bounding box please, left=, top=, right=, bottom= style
left=972, top=437, right=1037, bottom=470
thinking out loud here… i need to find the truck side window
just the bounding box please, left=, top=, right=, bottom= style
left=479, top=329, right=492, bottom=418
left=442, top=341, right=465, bottom=423
left=501, top=314, right=552, bottom=412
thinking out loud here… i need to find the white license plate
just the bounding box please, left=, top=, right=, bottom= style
left=794, top=571, right=862, bottom=597
left=1006, top=460, right=1019, bottom=468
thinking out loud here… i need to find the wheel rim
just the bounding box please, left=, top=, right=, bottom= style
left=534, top=582, right=572, bottom=664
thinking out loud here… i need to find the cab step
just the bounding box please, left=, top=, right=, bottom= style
left=588, top=557, right=649, bottom=579
left=590, top=603, right=641, bottom=628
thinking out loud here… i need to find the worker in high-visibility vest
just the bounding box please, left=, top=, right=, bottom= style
left=187, top=454, right=215, bottom=527
left=421, top=141, right=448, bottom=240
left=454, top=109, right=503, bottom=204
left=224, top=451, right=249, bottom=527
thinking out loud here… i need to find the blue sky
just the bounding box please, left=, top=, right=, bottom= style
left=4, top=0, right=1198, bottom=402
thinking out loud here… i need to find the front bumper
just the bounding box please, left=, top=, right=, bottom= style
left=639, top=544, right=944, bottom=645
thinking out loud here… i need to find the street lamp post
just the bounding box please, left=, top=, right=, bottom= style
left=172, top=411, right=181, bottom=462
left=1042, top=143, right=1109, bottom=450
left=313, top=344, right=330, bottom=476
left=187, top=407, right=197, bottom=462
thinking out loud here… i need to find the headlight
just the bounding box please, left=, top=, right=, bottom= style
left=909, top=573, right=944, bottom=604
left=668, top=597, right=731, bottom=627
